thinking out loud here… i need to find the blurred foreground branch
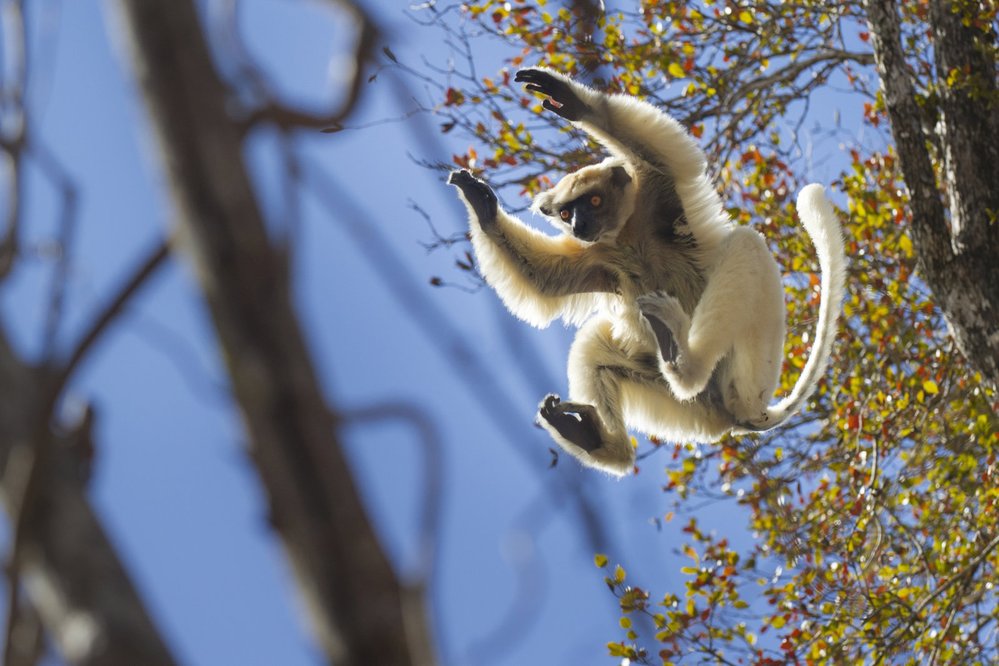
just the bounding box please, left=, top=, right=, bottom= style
left=112, top=0, right=434, bottom=663
left=0, top=337, right=176, bottom=666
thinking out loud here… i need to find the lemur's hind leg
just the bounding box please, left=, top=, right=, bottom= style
left=638, top=229, right=782, bottom=406
left=536, top=319, right=643, bottom=476
left=537, top=391, right=633, bottom=476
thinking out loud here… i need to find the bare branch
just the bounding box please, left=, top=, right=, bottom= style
left=35, top=140, right=80, bottom=362
left=340, top=401, right=445, bottom=581
left=238, top=0, right=379, bottom=132
left=0, top=0, right=27, bottom=282
left=50, top=238, right=170, bottom=398
left=111, top=1, right=434, bottom=663
left=0, top=331, right=177, bottom=666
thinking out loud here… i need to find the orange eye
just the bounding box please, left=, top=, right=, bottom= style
left=590, top=194, right=602, bottom=207
left=559, top=208, right=572, bottom=220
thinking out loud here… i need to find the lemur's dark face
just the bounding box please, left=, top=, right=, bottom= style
left=533, top=160, right=634, bottom=243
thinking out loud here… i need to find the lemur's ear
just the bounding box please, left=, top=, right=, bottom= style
left=610, top=165, right=632, bottom=187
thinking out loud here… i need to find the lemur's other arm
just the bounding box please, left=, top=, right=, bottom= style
left=449, top=170, right=618, bottom=327
left=514, top=69, right=707, bottom=183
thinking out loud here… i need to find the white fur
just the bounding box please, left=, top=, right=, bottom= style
left=455, top=70, right=846, bottom=476
left=464, top=206, right=601, bottom=327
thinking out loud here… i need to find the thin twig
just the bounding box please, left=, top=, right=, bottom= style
left=50, top=237, right=171, bottom=399
left=338, top=400, right=448, bottom=662
left=239, top=0, right=379, bottom=132
left=35, top=139, right=80, bottom=362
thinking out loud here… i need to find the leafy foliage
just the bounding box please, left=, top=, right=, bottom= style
left=413, top=0, right=999, bottom=662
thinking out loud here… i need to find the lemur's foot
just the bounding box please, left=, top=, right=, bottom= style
left=537, top=395, right=603, bottom=453
left=637, top=292, right=689, bottom=365
left=448, top=170, right=498, bottom=224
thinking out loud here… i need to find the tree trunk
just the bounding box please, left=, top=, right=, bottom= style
left=864, top=0, right=999, bottom=384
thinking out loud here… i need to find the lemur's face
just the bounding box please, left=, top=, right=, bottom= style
left=533, top=160, right=635, bottom=243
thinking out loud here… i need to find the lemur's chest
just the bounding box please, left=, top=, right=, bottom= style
left=605, top=238, right=704, bottom=314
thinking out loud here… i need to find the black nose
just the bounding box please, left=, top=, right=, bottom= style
left=572, top=215, right=597, bottom=241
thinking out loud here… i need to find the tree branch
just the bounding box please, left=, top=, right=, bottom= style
left=239, top=0, right=378, bottom=132
left=50, top=238, right=170, bottom=398
left=111, top=1, right=434, bottom=663
left=0, top=333, right=177, bottom=666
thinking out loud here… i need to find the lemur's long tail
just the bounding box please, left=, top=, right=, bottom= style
left=743, top=184, right=847, bottom=432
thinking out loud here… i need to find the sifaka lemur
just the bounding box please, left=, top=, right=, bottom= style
left=448, top=68, right=846, bottom=476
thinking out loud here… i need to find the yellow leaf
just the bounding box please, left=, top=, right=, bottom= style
left=738, top=10, right=753, bottom=24
left=614, top=564, right=626, bottom=583
left=594, top=553, right=609, bottom=568
left=771, top=615, right=787, bottom=629
left=668, top=62, right=686, bottom=79
left=899, top=234, right=913, bottom=257
left=923, top=380, right=939, bottom=395
left=607, top=642, right=628, bottom=657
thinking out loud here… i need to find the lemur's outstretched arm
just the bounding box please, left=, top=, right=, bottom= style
left=449, top=170, right=618, bottom=327
left=514, top=69, right=707, bottom=182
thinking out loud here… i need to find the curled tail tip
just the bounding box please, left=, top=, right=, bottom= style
left=796, top=184, right=837, bottom=222
left=797, top=183, right=827, bottom=207
left=796, top=184, right=845, bottom=253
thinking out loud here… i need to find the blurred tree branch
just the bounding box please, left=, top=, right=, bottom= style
left=237, top=0, right=378, bottom=132
left=112, top=0, right=434, bottom=663
left=0, top=0, right=177, bottom=661
left=0, top=330, right=177, bottom=666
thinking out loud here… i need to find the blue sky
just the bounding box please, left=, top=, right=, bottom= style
left=0, top=2, right=861, bottom=664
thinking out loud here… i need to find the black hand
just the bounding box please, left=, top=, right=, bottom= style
left=448, top=170, right=498, bottom=227
left=514, top=68, right=589, bottom=122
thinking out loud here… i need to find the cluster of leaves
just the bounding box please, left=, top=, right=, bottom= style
left=417, top=0, right=999, bottom=662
